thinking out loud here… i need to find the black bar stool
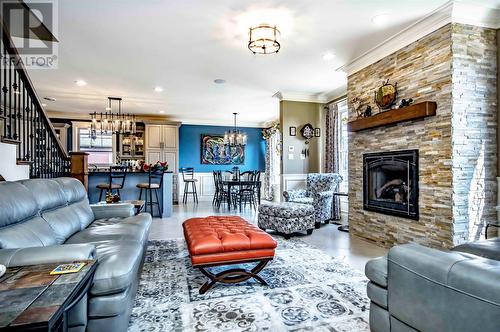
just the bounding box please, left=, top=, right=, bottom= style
left=96, top=165, right=127, bottom=201
left=137, top=169, right=164, bottom=217
left=180, top=167, right=198, bottom=204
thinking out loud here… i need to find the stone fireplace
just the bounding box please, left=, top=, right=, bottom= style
left=347, top=23, right=497, bottom=249
left=363, top=150, right=418, bottom=220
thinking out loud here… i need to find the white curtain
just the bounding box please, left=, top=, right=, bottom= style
left=325, top=102, right=341, bottom=220
left=263, top=124, right=281, bottom=201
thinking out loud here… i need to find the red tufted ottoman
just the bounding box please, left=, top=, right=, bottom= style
left=183, top=216, right=278, bottom=294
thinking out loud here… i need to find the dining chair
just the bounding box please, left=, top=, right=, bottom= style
left=235, top=171, right=257, bottom=211
left=212, top=171, right=219, bottom=206
left=214, top=171, right=232, bottom=208
left=96, top=165, right=128, bottom=201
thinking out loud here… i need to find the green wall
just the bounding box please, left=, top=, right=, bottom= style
left=279, top=100, right=324, bottom=175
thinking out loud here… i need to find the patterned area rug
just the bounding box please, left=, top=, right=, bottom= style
left=128, top=238, right=370, bottom=331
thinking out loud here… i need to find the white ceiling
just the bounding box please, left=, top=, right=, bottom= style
left=26, top=0, right=453, bottom=126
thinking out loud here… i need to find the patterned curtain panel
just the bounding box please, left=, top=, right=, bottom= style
left=325, top=103, right=341, bottom=220
left=263, top=124, right=281, bottom=201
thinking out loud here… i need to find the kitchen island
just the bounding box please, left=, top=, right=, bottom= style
left=88, top=170, right=173, bottom=218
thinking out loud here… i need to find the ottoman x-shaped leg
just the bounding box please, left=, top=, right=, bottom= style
left=198, top=259, right=271, bottom=294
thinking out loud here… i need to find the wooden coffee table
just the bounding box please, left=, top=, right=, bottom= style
left=0, top=260, right=97, bottom=331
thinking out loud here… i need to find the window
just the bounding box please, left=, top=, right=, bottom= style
left=78, top=128, right=114, bottom=165
left=337, top=99, right=348, bottom=192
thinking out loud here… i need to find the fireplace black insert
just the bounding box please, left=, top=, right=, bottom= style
left=363, top=150, right=419, bottom=220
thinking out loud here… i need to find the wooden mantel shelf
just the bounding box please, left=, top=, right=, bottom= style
left=347, top=101, right=437, bottom=132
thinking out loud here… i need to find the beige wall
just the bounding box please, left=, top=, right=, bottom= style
left=279, top=100, right=323, bottom=175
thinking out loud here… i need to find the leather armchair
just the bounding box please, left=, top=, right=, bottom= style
left=366, top=243, right=500, bottom=332
left=283, top=173, right=342, bottom=225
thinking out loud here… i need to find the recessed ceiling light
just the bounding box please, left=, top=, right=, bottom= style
left=371, top=13, right=390, bottom=26
left=214, top=79, right=226, bottom=84
left=105, top=107, right=112, bottom=111
left=43, top=97, right=56, bottom=101
left=75, top=80, right=87, bottom=86
left=158, top=110, right=165, bottom=114
left=41, top=103, right=47, bottom=107
left=322, top=51, right=335, bottom=61
left=154, top=86, right=163, bottom=92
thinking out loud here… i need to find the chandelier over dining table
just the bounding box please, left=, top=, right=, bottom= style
left=224, top=113, right=247, bottom=147
left=89, top=97, right=137, bottom=139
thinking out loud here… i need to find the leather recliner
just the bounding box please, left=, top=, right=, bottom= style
left=0, top=177, right=152, bottom=332
left=365, top=241, right=500, bottom=332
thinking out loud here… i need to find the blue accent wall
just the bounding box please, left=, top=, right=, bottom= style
left=179, top=124, right=265, bottom=172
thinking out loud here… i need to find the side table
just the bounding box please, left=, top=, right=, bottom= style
left=332, top=192, right=349, bottom=232
left=485, top=222, right=500, bottom=239
left=0, top=260, right=97, bottom=331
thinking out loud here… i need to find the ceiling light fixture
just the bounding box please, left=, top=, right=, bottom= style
left=322, top=51, right=335, bottom=61
left=43, top=97, right=56, bottom=101
left=154, top=86, right=163, bottom=92
left=75, top=80, right=87, bottom=86
left=248, top=24, right=280, bottom=55
left=214, top=79, right=226, bottom=84
left=158, top=110, right=165, bottom=114
left=89, top=97, right=137, bottom=139
left=371, top=13, right=390, bottom=26
left=224, top=113, right=247, bottom=147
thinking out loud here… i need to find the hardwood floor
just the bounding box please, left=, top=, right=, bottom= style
left=149, top=201, right=387, bottom=271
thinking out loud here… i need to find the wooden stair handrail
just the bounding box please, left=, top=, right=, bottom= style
left=1, top=20, right=70, bottom=160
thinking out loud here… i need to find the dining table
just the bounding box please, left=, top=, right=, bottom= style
left=223, top=179, right=262, bottom=210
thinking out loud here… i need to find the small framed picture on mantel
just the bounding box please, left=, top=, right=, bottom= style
left=289, top=126, right=297, bottom=136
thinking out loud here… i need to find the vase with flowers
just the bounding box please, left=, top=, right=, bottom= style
left=141, top=161, right=168, bottom=172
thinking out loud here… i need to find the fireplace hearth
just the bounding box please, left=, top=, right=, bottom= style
left=363, top=150, right=419, bottom=220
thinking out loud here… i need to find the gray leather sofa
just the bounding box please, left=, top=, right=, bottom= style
left=0, top=177, right=152, bottom=332
left=365, top=240, right=500, bottom=332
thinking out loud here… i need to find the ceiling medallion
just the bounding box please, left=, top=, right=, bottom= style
left=248, top=24, right=280, bottom=55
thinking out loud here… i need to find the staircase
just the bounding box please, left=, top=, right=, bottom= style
left=0, top=23, right=70, bottom=179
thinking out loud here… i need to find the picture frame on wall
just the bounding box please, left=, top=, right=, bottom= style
left=314, top=128, right=321, bottom=137
left=200, top=134, right=244, bottom=165
left=289, top=126, right=296, bottom=136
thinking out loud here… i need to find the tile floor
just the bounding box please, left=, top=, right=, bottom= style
left=149, top=201, right=387, bottom=271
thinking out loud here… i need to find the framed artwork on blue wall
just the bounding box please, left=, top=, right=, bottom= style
left=201, top=134, right=245, bottom=165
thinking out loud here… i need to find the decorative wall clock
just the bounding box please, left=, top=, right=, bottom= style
left=300, top=123, right=314, bottom=144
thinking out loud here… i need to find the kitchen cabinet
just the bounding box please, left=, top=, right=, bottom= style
left=145, top=123, right=180, bottom=203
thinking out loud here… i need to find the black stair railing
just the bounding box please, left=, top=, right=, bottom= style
left=0, top=23, right=70, bottom=178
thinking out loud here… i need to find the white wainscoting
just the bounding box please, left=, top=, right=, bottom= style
left=281, top=174, right=307, bottom=193
left=178, top=172, right=215, bottom=202
left=178, top=172, right=266, bottom=203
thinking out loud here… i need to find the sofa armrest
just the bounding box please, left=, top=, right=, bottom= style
left=365, top=256, right=388, bottom=288
left=0, top=244, right=96, bottom=267
left=90, top=203, right=134, bottom=220
left=283, top=189, right=307, bottom=202
left=387, top=243, right=500, bottom=332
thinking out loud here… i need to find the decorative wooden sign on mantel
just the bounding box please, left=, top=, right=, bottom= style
left=347, top=101, right=437, bottom=132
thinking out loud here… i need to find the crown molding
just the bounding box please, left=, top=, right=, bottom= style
left=273, top=91, right=329, bottom=103
left=177, top=118, right=266, bottom=128
left=337, top=1, right=500, bottom=76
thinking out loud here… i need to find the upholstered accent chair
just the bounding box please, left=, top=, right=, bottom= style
left=283, top=173, right=342, bottom=227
